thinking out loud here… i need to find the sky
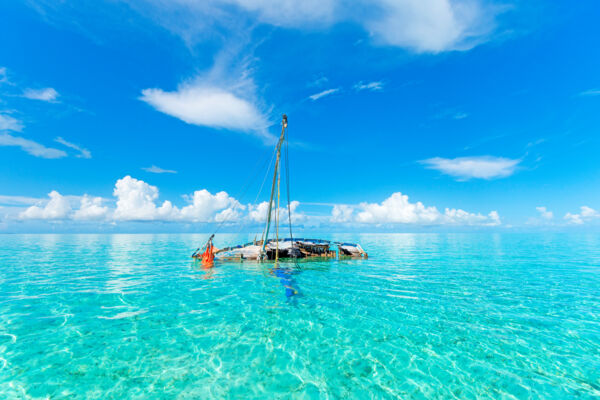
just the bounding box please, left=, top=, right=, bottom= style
left=1, top=0, right=599, bottom=233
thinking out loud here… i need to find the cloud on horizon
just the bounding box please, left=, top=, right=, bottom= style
left=12, top=176, right=502, bottom=229
left=331, top=192, right=500, bottom=226
left=564, top=206, right=600, bottom=225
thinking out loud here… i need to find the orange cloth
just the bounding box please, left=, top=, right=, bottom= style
left=201, top=243, right=215, bottom=266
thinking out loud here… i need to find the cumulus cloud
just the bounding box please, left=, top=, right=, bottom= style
left=536, top=206, right=553, bottom=220
left=564, top=213, right=583, bottom=225
left=55, top=137, right=92, bottom=159
left=420, top=156, right=520, bottom=180
left=140, top=83, right=271, bottom=139
left=353, top=81, right=384, bottom=92
left=356, top=193, right=440, bottom=224
left=7, top=178, right=500, bottom=228
left=0, top=133, right=67, bottom=159
left=22, top=88, right=59, bottom=102
left=180, top=189, right=243, bottom=222
left=248, top=201, right=270, bottom=223
left=248, top=200, right=302, bottom=223
left=113, top=176, right=178, bottom=221
left=20, top=191, right=71, bottom=220
left=330, top=192, right=500, bottom=226
left=142, top=165, right=177, bottom=174
left=564, top=206, right=600, bottom=225
left=10, top=176, right=247, bottom=224
left=0, top=114, right=23, bottom=132
left=73, top=195, right=109, bottom=220
left=331, top=204, right=354, bottom=223
left=309, top=88, right=340, bottom=101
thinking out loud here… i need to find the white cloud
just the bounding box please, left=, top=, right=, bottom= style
left=0, top=195, right=41, bottom=206
left=420, top=156, right=520, bottom=180
left=6, top=179, right=500, bottom=229
left=0, top=67, right=7, bottom=84
left=142, top=165, right=177, bottom=174
left=564, top=213, right=583, bottom=225
left=248, top=200, right=302, bottom=223
left=22, top=88, right=59, bottom=102
left=226, top=0, right=337, bottom=27
left=55, top=137, right=92, bottom=159
left=331, top=192, right=500, bottom=226
left=580, top=206, right=600, bottom=218
left=433, top=108, right=469, bottom=120
left=536, top=206, right=553, bottom=220
left=29, top=0, right=499, bottom=54
left=113, top=176, right=178, bottom=221
left=357, top=193, right=442, bottom=224
left=0, top=133, right=67, bottom=159
left=579, top=89, right=600, bottom=97
left=20, top=191, right=71, bottom=220
left=309, top=88, right=340, bottom=101
left=309, top=75, right=329, bottom=87
left=353, top=81, right=384, bottom=91
left=140, top=84, right=271, bottom=139
left=331, top=204, right=354, bottom=222
left=0, top=114, right=23, bottom=132
left=443, top=208, right=500, bottom=226
left=73, top=195, right=109, bottom=220
left=174, top=0, right=496, bottom=52
left=248, top=201, right=270, bottom=223
left=363, top=0, right=495, bottom=53
left=565, top=206, right=600, bottom=225
left=180, top=189, right=242, bottom=222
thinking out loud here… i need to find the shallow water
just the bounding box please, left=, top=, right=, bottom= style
left=0, top=233, right=599, bottom=399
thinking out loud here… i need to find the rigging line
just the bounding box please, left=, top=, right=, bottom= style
left=231, top=142, right=279, bottom=238
left=253, top=143, right=279, bottom=206
left=212, top=143, right=278, bottom=235
left=261, top=116, right=287, bottom=254
left=257, top=144, right=279, bottom=243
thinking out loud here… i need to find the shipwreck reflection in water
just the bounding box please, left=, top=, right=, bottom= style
left=270, top=263, right=301, bottom=302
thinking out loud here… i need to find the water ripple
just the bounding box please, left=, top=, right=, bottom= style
left=0, top=233, right=599, bottom=398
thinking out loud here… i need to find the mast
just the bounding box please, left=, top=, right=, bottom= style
left=261, top=114, right=288, bottom=259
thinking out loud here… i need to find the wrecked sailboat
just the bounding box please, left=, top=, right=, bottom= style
left=192, top=115, right=367, bottom=264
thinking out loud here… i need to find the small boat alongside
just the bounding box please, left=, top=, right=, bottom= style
left=192, top=115, right=367, bottom=265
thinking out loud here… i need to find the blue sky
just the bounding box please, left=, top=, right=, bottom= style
left=1, top=0, right=599, bottom=232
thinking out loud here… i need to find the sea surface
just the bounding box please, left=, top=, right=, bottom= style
left=0, top=233, right=599, bottom=399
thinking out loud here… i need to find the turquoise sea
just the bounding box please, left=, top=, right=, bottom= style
left=0, top=233, right=599, bottom=399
